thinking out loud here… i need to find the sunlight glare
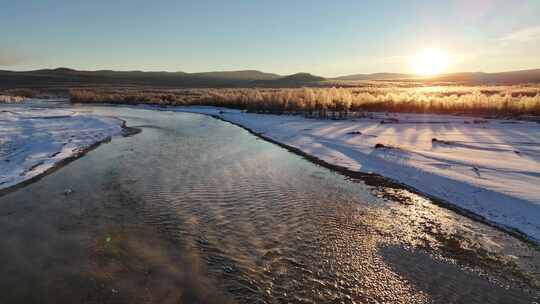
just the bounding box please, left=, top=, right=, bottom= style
left=410, top=48, right=451, bottom=76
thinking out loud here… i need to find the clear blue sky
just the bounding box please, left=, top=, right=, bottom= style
left=1, top=0, right=539, bottom=76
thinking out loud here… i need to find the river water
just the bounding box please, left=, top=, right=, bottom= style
left=0, top=104, right=538, bottom=303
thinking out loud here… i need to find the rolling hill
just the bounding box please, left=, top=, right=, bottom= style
left=0, top=68, right=282, bottom=88
left=332, top=73, right=416, bottom=81
left=423, top=69, right=540, bottom=84
left=252, top=73, right=326, bottom=87
left=1, top=68, right=539, bottom=89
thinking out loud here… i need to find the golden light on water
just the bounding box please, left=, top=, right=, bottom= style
left=410, top=48, right=451, bottom=76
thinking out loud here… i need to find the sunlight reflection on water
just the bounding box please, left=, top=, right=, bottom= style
left=0, top=103, right=537, bottom=303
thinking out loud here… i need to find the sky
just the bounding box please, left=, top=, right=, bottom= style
left=1, top=0, right=539, bottom=77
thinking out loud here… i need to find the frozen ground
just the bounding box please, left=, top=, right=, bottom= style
left=174, top=106, right=540, bottom=243
left=0, top=106, right=123, bottom=190
left=3, top=102, right=540, bottom=243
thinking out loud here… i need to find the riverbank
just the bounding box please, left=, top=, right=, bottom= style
left=4, top=102, right=540, bottom=244
left=1, top=105, right=538, bottom=303
left=0, top=106, right=127, bottom=194
left=167, top=106, right=540, bottom=244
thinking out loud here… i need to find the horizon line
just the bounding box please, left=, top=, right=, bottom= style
left=2, top=66, right=540, bottom=79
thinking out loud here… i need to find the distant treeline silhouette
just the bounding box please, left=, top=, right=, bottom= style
left=69, top=86, right=540, bottom=117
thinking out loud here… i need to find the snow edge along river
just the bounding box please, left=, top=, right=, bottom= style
left=172, top=106, right=540, bottom=244
left=2, top=103, right=540, bottom=245
left=0, top=107, right=124, bottom=192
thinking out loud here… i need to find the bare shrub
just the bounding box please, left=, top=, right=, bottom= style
left=70, top=85, right=540, bottom=117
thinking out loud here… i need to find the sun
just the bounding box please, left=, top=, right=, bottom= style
left=410, top=48, right=451, bottom=76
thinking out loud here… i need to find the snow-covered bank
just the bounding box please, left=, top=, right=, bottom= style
left=0, top=107, right=123, bottom=191
left=175, top=106, right=540, bottom=242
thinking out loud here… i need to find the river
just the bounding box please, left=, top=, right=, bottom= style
left=0, top=103, right=538, bottom=303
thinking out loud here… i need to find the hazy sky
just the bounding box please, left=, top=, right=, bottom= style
left=1, top=0, right=539, bottom=76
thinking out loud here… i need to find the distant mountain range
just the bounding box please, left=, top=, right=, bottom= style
left=332, top=73, right=416, bottom=81
left=0, top=68, right=282, bottom=88
left=420, top=69, right=540, bottom=84
left=190, top=70, right=280, bottom=81
left=1, top=67, right=539, bottom=88
left=253, top=73, right=326, bottom=87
